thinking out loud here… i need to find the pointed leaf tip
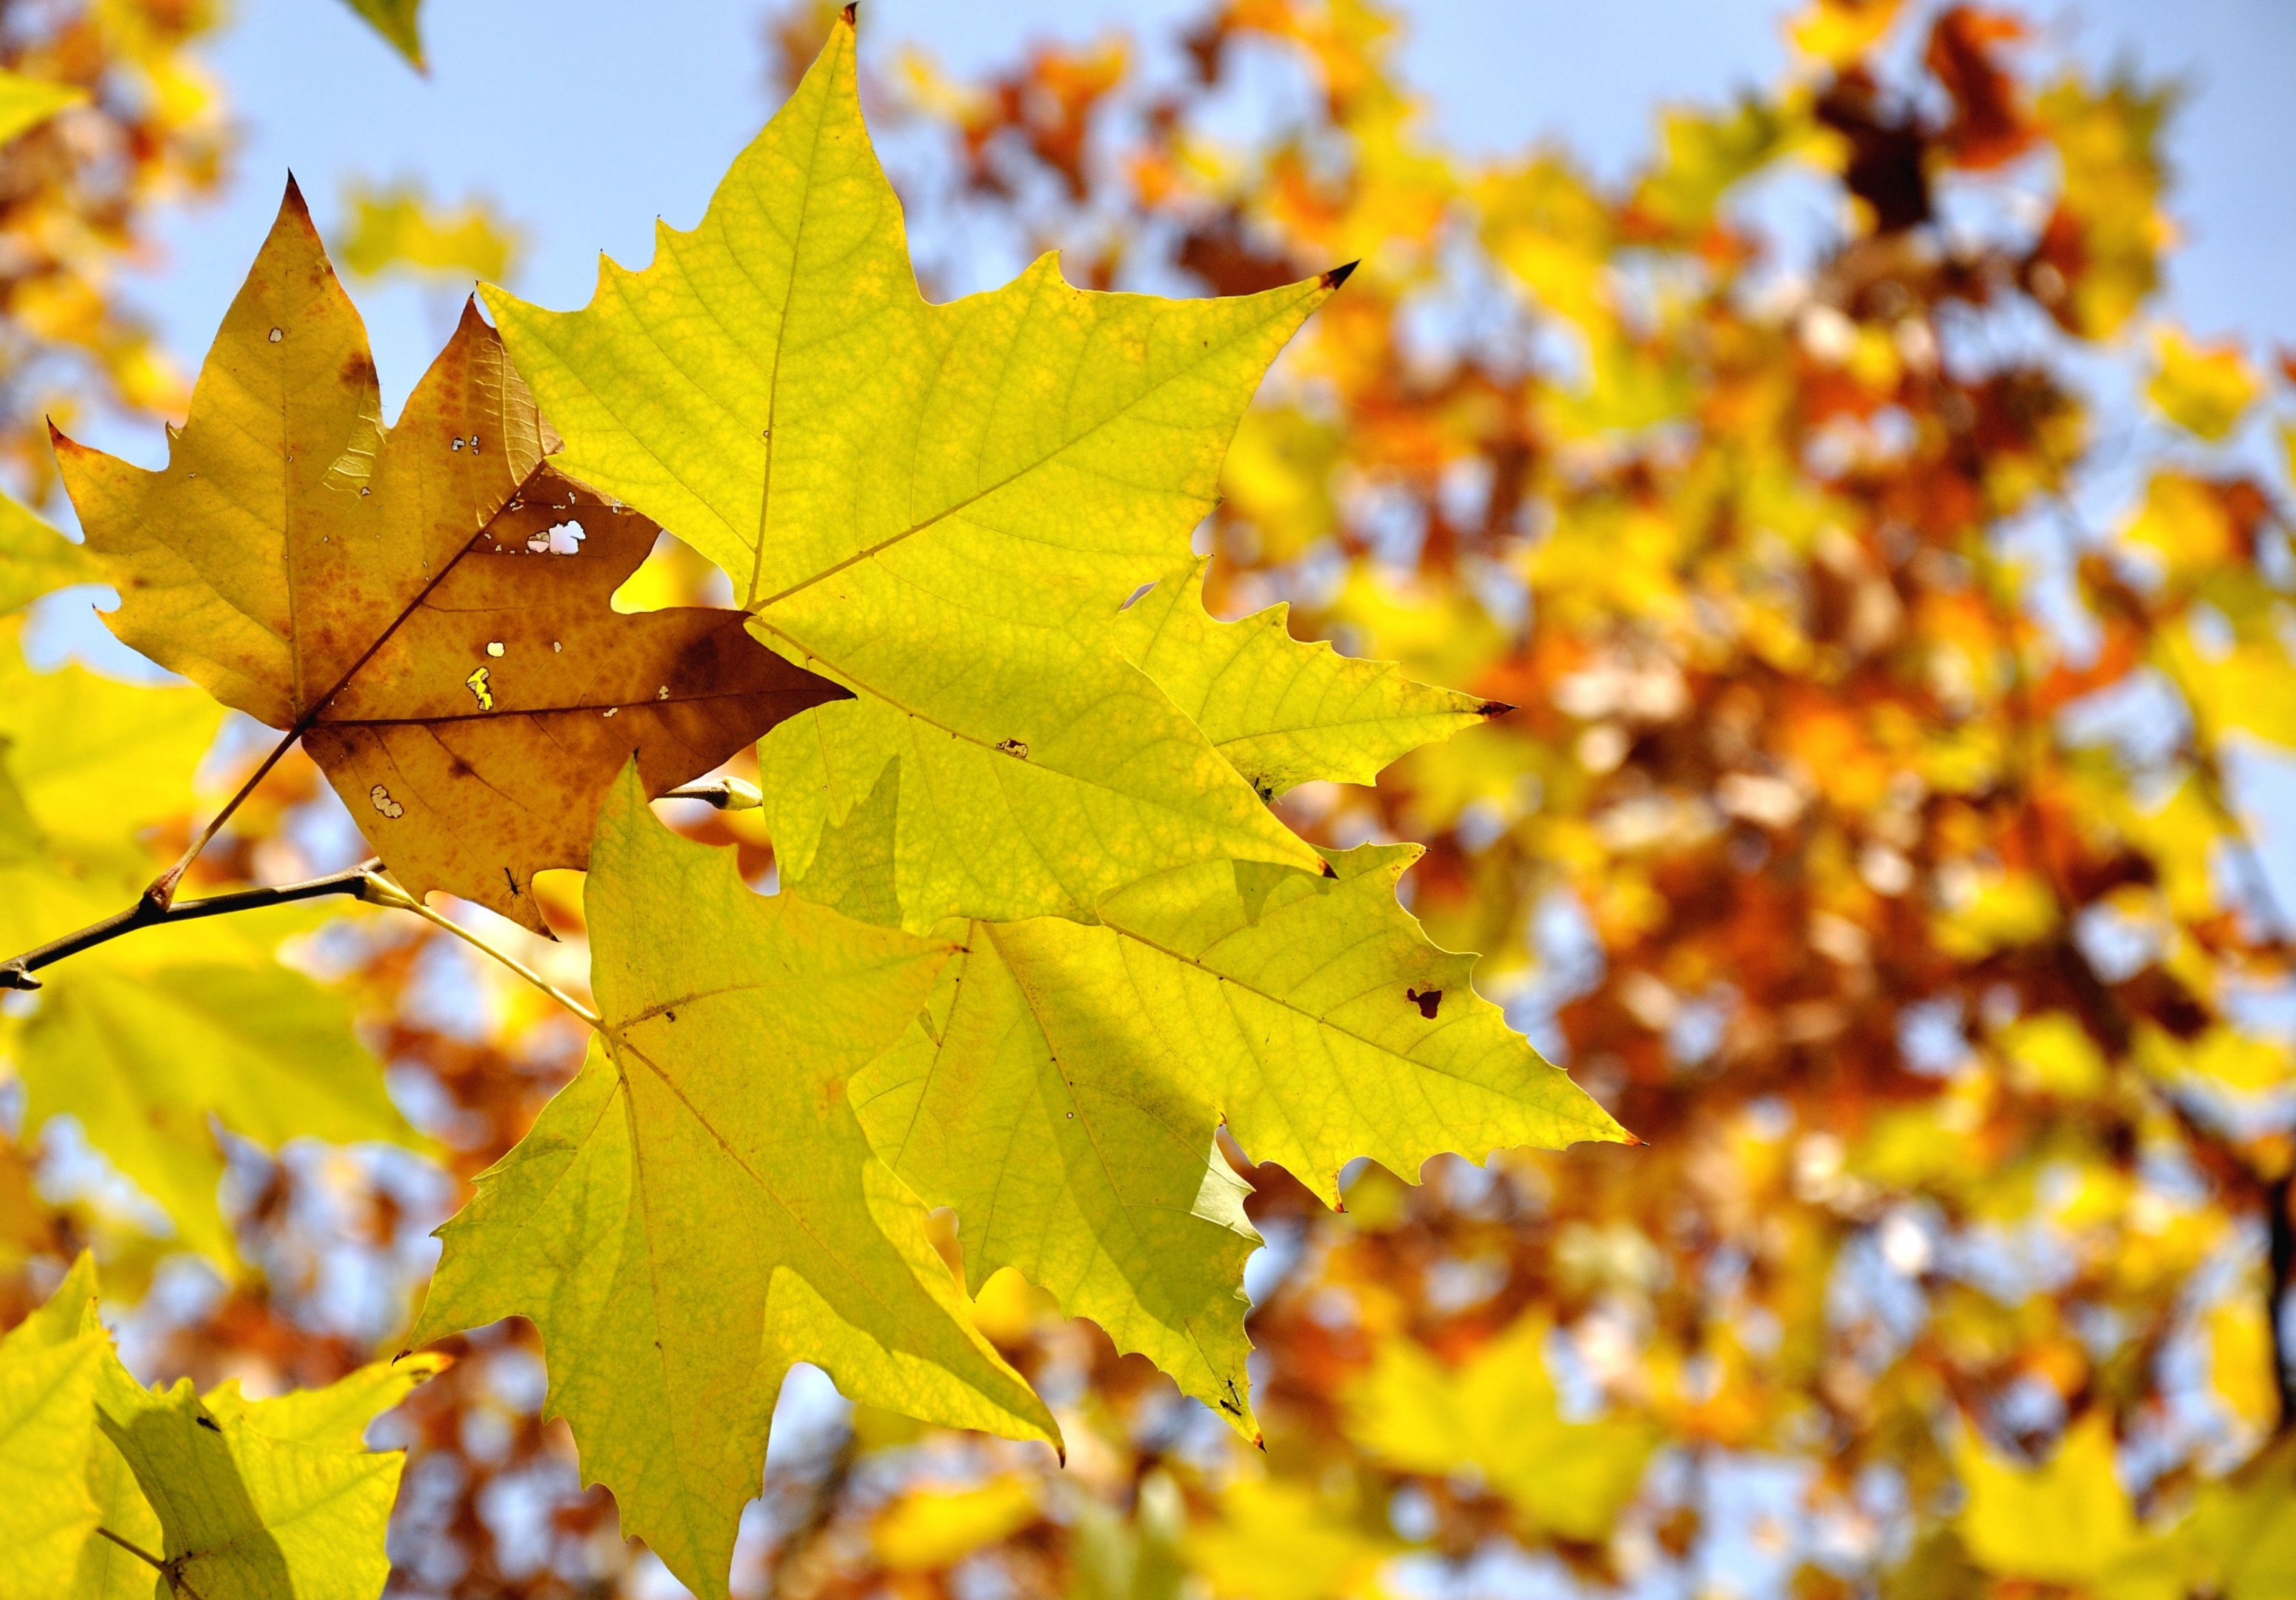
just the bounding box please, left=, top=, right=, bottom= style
left=841, top=2, right=858, bottom=24
left=1478, top=701, right=1515, bottom=716
left=1322, top=260, right=1360, bottom=290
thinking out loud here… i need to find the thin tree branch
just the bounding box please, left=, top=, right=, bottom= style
left=2270, top=1173, right=2296, bottom=1436
left=0, top=862, right=385, bottom=990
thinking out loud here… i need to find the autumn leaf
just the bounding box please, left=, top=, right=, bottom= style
left=1186, top=1479, right=1391, bottom=1600
left=337, top=178, right=521, bottom=284
left=1116, top=558, right=1501, bottom=798
left=0, top=621, right=223, bottom=950
left=489, top=13, right=1335, bottom=932
left=0, top=1259, right=106, bottom=1599
left=2189, top=1438, right=2296, bottom=1600
left=2146, top=324, right=2260, bottom=442
left=336, top=0, right=424, bottom=69
left=1955, top=1414, right=2178, bottom=1590
left=851, top=836, right=1627, bottom=1430
left=15, top=961, right=424, bottom=1265
left=54, top=181, right=847, bottom=931
left=0, top=621, right=411, bottom=1272
left=1342, top=1317, right=1654, bottom=1540
left=0, top=68, right=84, bottom=149
left=0, top=1253, right=436, bottom=1599
left=411, top=766, right=1058, bottom=1599
left=0, top=493, right=97, bottom=619
left=870, top=1476, right=1041, bottom=1573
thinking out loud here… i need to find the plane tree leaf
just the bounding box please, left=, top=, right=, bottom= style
left=1116, top=558, right=1503, bottom=799
left=486, top=13, right=1335, bottom=931
left=336, top=0, right=424, bottom=70
left=53, top=181, right=847, bottom=932
left=0, top=493, right=99, bottom=619
left=1341, top=1317, right=1654, bottom=1541
left=14, top=961, right=425, bottom=1266
left=851, top=839, right=1627, bottom=1431
left=0, top=624, right=222, bottom=956
left=410, top=767, right=1058, bottom=1599
left=0, top=630, right=418, bottom=1269
left=0, top=1253, right=434, bottom=1599
left=0, top=1257, right=107, bottom=1598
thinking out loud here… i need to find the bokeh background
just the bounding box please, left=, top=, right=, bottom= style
left=5, top=1, right=2296, bottom=1596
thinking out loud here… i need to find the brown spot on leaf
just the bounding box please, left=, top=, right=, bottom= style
left=1406, top=987, right=1442, bottom=1019
left=995, top=737, right=1029, bottom=759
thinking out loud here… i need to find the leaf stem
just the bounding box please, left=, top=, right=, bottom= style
left=145, top=728, right=305, bottom=909
left=0, top=862, right=384, bottom=990
left=94, top=1525, right=166, bottom=1570
left=357, top=868, right=603, bottom=1027
left=661, top=776, right=764, bottom=810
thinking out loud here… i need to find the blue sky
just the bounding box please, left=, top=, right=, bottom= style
left=107, top=0, right=2296, bottom=436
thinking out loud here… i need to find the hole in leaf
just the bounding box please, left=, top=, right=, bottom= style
left=369, top=784, right=405, bottom=819
left=465, top=667, right=495, bottom=710
left=486, top=641, right=505, bottom=658
left=527, top=519, right=586, bottom=556
left=267, top=327, right=282, bottom=342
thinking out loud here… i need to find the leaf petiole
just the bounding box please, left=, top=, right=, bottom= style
left=357, top=868, right=603, bottom=1027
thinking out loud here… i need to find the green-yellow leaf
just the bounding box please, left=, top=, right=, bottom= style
left=16, top=961, right=424, bottom=1265
left=0, top=1259, right=107, bottom=1599
left=487, top=15, right=1334, bottom=930
left=337, top=179, right=521, bottom=284
left=0, top=1254, right=431, bottom=1599
left=1342, top=1316, right=1653, bottom=1541
left=93, top=1368, right=407, bottom=1600
left=1185, top=1479, right=1391, bottom=1600
left=201, top=1352, right=446, bottom=1448
left=0, top=623, right=222, bottom=952
left=2146, top=324, right=2260, bottom=443
left=412, top=767, right=1058, bottom=1599
left=0, top=493, right=100, bottom=619
left=0, top=1254, right=159, bottom=1600
left=2189, top=1437, right=2296, bottom=1600
left=0, top=627, right=220, bottom=867
left=0, top=68, right=84, bottom=148
left=1957, top=1413, right=2155, bottom=1586
left=336, top=0, right=424, bottom=69
left=852, top=840, right=1626, bottom=1430
left=1116, top=558, right=1499, bottom=798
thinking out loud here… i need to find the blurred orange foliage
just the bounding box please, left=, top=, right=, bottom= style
left=8, top=2, right=2296, bottom=1596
